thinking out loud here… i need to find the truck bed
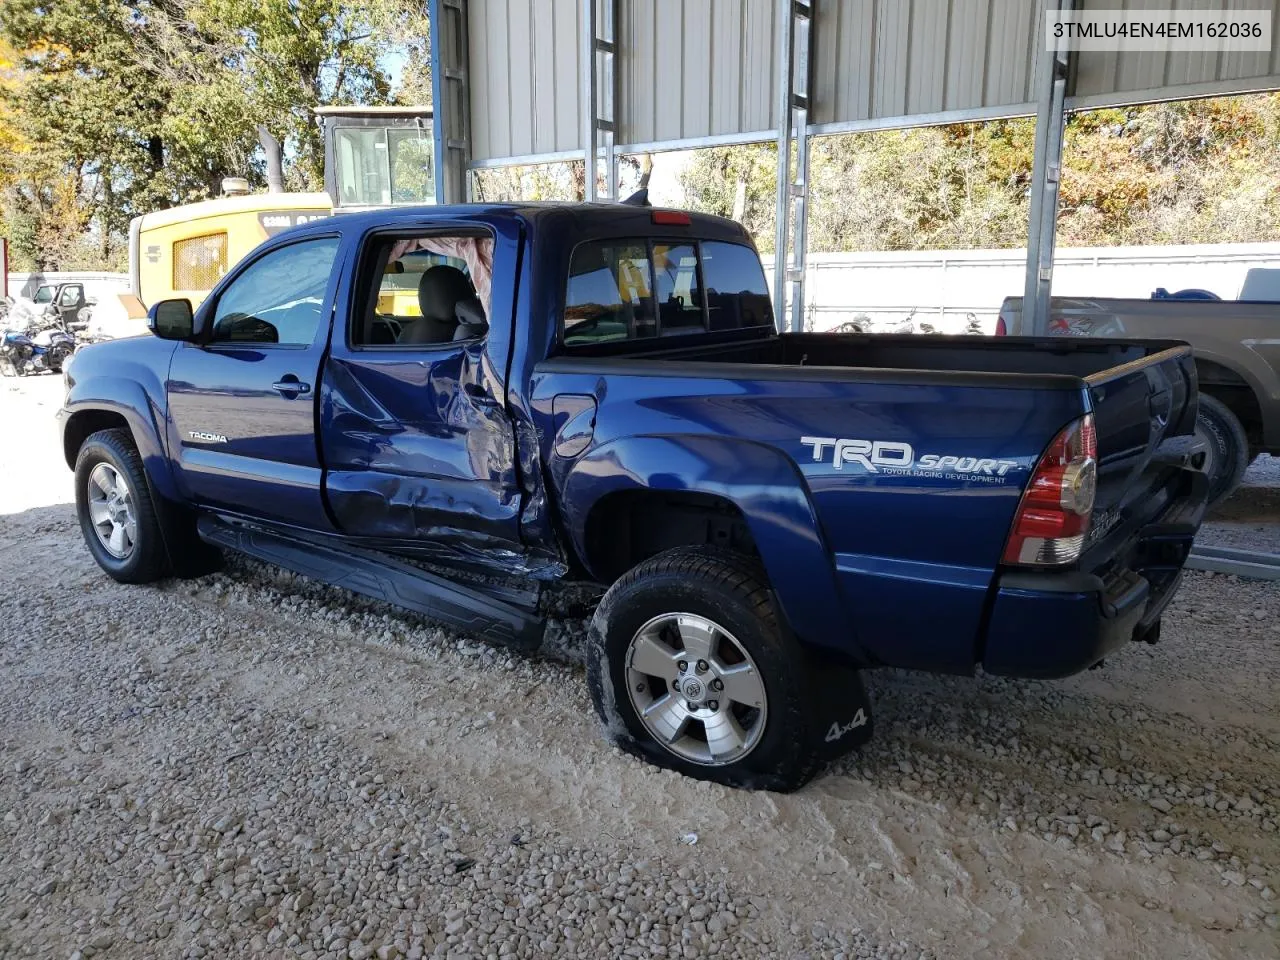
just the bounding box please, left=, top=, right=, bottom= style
left=551, top=331, right=1186, bottom=385
left=537, top=328, right=1199, bottom=674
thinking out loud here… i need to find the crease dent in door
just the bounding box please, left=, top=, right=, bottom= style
left=322, top=352, right=560, bottom=576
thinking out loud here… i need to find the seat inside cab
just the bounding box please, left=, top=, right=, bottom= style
left=358, top=242, right=492, bottom=346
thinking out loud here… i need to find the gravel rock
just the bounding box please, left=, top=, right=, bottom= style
left=0, top=375, right=1276, bottom=960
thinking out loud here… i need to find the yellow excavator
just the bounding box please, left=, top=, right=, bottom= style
left=121, top=106, right=434, bottom=321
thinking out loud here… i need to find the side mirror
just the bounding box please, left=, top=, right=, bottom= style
left=148, top=298, right=195, bottom=341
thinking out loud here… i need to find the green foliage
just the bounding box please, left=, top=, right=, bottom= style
left=677, top=93, right=1280, bottom=253
left=676, top=145, right=777, bottom=251
left=0, top=0, right=428, bottom=269
left=470, top=156, right=644, bottom=204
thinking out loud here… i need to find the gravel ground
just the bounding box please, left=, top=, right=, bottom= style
left=1, top=373, right=1278, bottom=960
left=1196, top=455, right=1280, bottom=553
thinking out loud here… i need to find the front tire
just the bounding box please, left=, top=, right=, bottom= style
left=586, top=546, right=827, bottom=792
left=1196, top=394, right=1249, bottom=507
left=74, top=429, right=171, bottom=583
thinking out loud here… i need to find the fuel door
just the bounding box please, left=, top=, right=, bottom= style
left=552, top=394, right=597, bottom=459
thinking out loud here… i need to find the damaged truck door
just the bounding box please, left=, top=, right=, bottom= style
left=319, top=225, right=524, bottom=559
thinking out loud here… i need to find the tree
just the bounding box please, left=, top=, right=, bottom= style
left=676, top=93, right=1280, bottom=253
left=472, top=156, right=644, bottom=204
left=677, top=145, right=777, bottom=251
left=0, top=0, right=429, bottom=269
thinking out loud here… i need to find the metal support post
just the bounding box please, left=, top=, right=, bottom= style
left=581, top=0, right=620, bottom=201
left=773, top=0, right=813, bottom=333
left=1022, top=0, right=1075, bottom=335
left=430, top=0, right=473, bottom=204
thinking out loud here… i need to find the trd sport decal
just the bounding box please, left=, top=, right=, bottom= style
left=800, top=436, right=1022, bottom=484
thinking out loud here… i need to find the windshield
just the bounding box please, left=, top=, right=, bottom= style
left=333, top=125, right=435, bottom=207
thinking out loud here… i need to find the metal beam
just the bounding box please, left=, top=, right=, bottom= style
left=580, top=0, right=599, bottom=201
left=581, top=0, right=619, bottom=201
left=1186, top=544, right=1280, bottom=581
left=772, top=0, right=794, bottom=331
left=773, top=0, right=813, bottom=333
left=430, top=0, right=472, bottom=204
left=1021, top=0, right=1074, bottom=336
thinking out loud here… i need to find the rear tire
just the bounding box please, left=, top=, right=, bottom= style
left=74, top=429, right=171, bottom=583
left=586, top=546, right=827, bottom=792
left=1196, top=394, right=1249, bottom=507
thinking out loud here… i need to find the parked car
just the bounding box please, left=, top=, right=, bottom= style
left=59, top=203, right=1208, bottom=791
left=998, top=295, right=1280, bottom=505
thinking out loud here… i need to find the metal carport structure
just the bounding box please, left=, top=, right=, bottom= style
left=429, top=0, right=1280, bottom=333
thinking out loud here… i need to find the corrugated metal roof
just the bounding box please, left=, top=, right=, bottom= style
left=469, top=0, right=583, bottom=162
left=467, top=0, right=1280, bottom=165
left=620, top=0, right=780, bottom=145
left=1073, top=0, right=1280, bottom=105
left=811, top=0, right=1044, bottom=127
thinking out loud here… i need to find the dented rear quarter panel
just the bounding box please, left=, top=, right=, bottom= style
left=500, top=210, right=1101, bottom=671
left=527, top=358, right=1090, bottom=671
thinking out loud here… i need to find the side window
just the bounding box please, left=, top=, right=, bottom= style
left=58, top=285, right=83, bottom=307
left=34, top=286, right=53, bottom=304
left=699, top=242, right=774, bottom=331
left=565, top=241, right=655, bottom=346
left=388, top=130, right=435, bottom=204
left=652, top=243, right=704, bottom=336
left=174, top=233, right=228, bottom=291
left=334, top=128, right=388, bottom=206
left=352, top=234, right=492, bottom=347
left=211, top=237, right=339, bottom=346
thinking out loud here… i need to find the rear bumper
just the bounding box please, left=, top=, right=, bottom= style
left=981, top=469, right=1207, bottom=679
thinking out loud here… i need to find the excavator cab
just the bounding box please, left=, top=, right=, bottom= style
left=316, top=106, right=436, bottom=212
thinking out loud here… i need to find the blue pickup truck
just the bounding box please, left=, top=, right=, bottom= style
left=59, top=203, right=1209, bottom=790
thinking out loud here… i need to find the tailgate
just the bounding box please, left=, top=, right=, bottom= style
left=1082, top=345, right=1200, bottom=546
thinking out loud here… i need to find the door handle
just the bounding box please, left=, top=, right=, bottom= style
left=272, top=376, right=311, bottom=397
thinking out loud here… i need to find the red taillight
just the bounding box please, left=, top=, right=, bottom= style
left=995, top=316, right=1008, bottom=336
left=651, top=210, right=692, bottom=226
left=1002, top=414, right=1098, bottom=567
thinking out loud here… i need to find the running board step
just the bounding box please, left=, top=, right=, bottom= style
left=197, top=514, right=546, bottom=651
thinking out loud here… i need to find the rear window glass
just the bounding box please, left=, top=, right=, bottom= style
left=565, top=242, right=655, bottom=346
left=653, top=243, right=703, bottom=337
left=564, top=238, right=771, bottom=348
left=700, top=242, right=773, bottom=331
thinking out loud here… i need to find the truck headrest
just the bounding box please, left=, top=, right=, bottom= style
left=418, top=265, right=474, bottom=322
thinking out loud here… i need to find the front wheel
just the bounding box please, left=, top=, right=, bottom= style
left=74, top=428, right=171, bottom=583
left=587, top=546, right=835, bottom=791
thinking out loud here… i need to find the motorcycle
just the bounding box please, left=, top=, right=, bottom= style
left=1, top=311, right=77, bottom=376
